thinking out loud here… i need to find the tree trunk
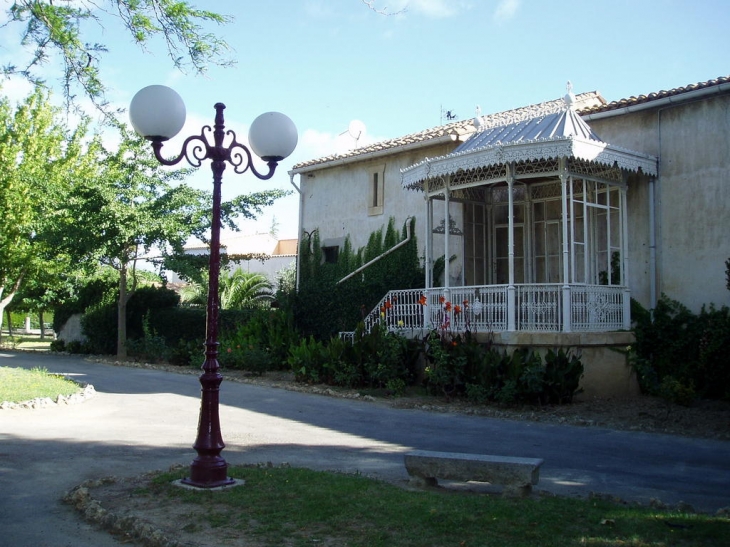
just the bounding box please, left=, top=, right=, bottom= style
left=117, top=265, right=128, bottom=360
left=1, top=288, right=17, bottom=341
left=39, top=310, right=46, bottom=339
left=0, top=276, right=23, bottom=341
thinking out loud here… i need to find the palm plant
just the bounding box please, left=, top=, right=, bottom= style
left=179, top=269, right=274, bottom=310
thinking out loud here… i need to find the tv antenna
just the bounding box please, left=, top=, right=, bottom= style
left=440, top=105, right=458, bottom=124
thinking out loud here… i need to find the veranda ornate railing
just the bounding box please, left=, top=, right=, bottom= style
left=344, top=284, right=629, bottom=338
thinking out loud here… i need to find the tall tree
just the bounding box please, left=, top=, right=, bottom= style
left=52, top=124, right=204, bottom=358
left=0, top=87, right=98, bottom=334
left=2, top=1, right=232, bottom=110
left=55, top=124, right=288, bottom=359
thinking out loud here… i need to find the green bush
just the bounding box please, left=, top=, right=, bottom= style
left=49, top=339, right=65, bottom=352
left=80, top=285, right=181, bottom=355
left=168, top=339, right=203, bottom=367
left=294, top=218, right=423, bottom=340
left=287, top=336, right=329, bottom=383
left=81, top=302, right=117, bottom=354
left=288, top=324, right=584, bottom=406
left=543, top=348, right=584, bottom=404
left=126, top=314, right=170, bottom=363
left=631, top=295, right=730, bottom=401
left=149, top=307, right=205, bottom=348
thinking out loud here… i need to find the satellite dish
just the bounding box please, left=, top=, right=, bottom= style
left=348, top=119, right=366, bottom=145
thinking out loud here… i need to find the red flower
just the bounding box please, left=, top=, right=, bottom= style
left=418, top=295, right=427, bottom=306
left=439, top=295, right=445, bottom=304
left=462, top=299, right=469, bottom=308
left=444, top=301, right=452, bottom=312
left=454, top=305, right=462, bottom=315
left=384, top=300, right=393, bottom=310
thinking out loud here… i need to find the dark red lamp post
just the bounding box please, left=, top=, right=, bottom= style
left=129, top=85, right=297, bottom=488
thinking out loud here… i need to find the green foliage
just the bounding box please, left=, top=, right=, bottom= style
left=631, top=295, right=730, bottom=401
left=80, top=285, right=180, bottom=355
left=3, top=0, right=232, bottom=110
left=218, top=308, right=297, bottom=374
left=52, top=267, right=119, bottom=331
left=180, top=270, right=274, bottom=310
left=150, top=464, right=729, bottom=547
left=288, top=325, right=582, bottom=406
left=148, top=307, right=205, bottom=349
left=657, top=376, right=696, bottom=407
left=126, top=313, right=170, bottom=363
left=219, top=342, right=273, bottom=375
left=543, top=349, right=584, bottom=404
left=167, top=339, right=202, bottom=368
left=48, top=339, right=65, bottom=352
left=293, top=217, right=423, bottom=339
left=80, top=301, right=117, bottom=354
left=0, top=86, right=98, bottom=330
left=423, top=332, right=583, bottom=405
left=287, top=336, right=329, bottom=384
left=0, top=366, right=80, bottom=402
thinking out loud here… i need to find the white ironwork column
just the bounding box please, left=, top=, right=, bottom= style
left=443, top=183, right=451, bottom=291
left=507, top=163, right=516, bottom=331
left=425, top=193, right=433, bottom=328
left=425, top=195, right=433, bottom=290
left=560, top=158, right=572, bottom=332
left=620, top=184, right=631, bottom=330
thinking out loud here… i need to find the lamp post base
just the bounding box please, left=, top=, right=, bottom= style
left=179, top=455, right=236, bottom=489
left=174, top=478, right=244, bottom=491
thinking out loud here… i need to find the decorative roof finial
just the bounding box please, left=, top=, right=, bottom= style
left=473, top=105, right=484, bottom=130
left=564, top=80, right=576, bottom=110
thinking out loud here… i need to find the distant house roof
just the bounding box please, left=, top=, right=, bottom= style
left=184, top=233, right=297, bottom=256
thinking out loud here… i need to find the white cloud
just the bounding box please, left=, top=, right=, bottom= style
left=410, top=0, right=458, bottom=18
left=493, top=0, right=520, bottom=23
left=366, top=0, right=463, bottom=19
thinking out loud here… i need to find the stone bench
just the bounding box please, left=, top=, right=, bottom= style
left=404, top=450, right=544, bottom=497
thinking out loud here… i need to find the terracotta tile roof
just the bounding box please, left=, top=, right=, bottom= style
left=291, top=92, right=604, bottom=171
left=578, top=75, right=730, bottom=116
left=291, top=76, right=729, bottom=172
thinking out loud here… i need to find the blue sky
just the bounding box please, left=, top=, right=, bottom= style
left=1, top=0, right=729, bottom=240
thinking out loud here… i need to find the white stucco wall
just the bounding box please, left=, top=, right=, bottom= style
left=296, top=141, right=461, bottom=274
left=589, top=93, right=730, bottom=312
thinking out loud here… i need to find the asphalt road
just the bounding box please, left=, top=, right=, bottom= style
left=1, top=351, right=729, bottom=546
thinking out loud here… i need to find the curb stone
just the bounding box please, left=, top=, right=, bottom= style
left=0, top=381, right=96, bottom=410
left=63, top=473, right=185, bottom=547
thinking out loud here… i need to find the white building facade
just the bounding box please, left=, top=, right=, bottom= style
left=289, top=77, right=730, bottom=397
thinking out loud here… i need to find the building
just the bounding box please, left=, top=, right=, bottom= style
left=172, top=232, right=297, bottom=288
left=289, top=76, right=730, bottom=397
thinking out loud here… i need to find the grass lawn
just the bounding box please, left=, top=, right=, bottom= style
left=137, top=466, right=728, bottom=547
left=0, top=334, right=52, bottom=351
left=0, top=366, right=80, bottom=403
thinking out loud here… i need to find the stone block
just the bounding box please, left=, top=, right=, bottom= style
left=404, top=450, right=543, bottom=496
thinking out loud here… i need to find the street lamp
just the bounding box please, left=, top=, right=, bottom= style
left=129, top=85, right=297, bottom=488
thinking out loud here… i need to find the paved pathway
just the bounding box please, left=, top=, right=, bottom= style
left=1, top=351, right=729, bottom=546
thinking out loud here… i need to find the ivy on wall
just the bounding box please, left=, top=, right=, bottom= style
left=292, top=217, right=423, bottom=339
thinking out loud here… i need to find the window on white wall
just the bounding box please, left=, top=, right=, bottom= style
left=368, top=165, right=384, bottom=216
